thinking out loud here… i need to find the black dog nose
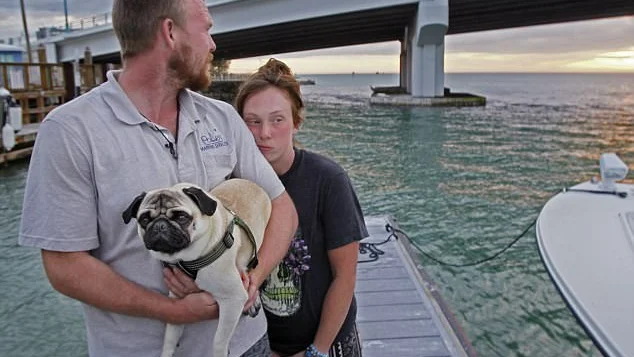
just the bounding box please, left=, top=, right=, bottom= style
left=152, top=219, right=170, bottom=233
left=144, top=218, right=190, bottom=254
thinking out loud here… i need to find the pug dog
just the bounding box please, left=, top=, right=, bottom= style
left=122, top=178, right=271, bottom=357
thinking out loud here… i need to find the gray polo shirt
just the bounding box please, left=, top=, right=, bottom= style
left=19, top=70, right=284, bottom=357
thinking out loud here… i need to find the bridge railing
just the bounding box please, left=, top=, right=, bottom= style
left=67, top=12, right=112, bottom=32
left=47, top=0, right=242, bottom=37
left=42, top=12, right=113, bottom=38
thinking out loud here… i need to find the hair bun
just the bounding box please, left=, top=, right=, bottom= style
left=259, top=58, right=293, bottom=77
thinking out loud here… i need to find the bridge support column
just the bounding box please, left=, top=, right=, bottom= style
left=399, top=29, right=408, bottom=89
left=409, top=0, right=448, bottom=97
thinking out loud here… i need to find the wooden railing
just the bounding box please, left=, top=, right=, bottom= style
left=79, top=63, right=105, bottom=94
left=0, top=61, right=106, bottom=124
left=0, top=62, right=67, bottom=124
left=0, top=62, right=65, bottom=92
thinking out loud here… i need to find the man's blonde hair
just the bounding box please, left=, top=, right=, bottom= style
left=112, top=0, right=186, bottom=59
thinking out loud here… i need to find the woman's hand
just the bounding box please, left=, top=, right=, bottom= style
left=243, top=270, right=263, bottom=312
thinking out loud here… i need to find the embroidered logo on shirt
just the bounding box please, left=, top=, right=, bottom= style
left=199, top=129, right=229, bottom=151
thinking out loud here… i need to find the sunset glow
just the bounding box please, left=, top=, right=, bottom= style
left=565, top=48, right=634, bottom=72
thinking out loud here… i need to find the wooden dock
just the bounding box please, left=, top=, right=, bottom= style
left=356, top=216, right=476, bottom=357
left=0, top=123, right=39, bottom=165
left=0, top=46, right=107, bottom=167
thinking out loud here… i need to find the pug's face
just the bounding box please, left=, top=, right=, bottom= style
left=122, top=184, right=218, bottom=254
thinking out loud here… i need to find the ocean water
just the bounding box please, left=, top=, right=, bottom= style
left=2, top=73, right=633, bottom=356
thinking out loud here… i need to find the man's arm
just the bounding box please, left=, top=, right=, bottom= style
left=245, top=191, right=298, bottom=307
left=41, top=250, right=219, bottom=324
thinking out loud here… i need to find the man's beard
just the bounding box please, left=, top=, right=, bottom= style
left=168, top=43, right=213, bottom=91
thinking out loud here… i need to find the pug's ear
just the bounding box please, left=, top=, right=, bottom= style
left=182, top=187, right=217, bottom=216
left=122, top=192, right=147, bottom=224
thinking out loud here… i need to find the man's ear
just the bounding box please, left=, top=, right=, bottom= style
left=160, top=18, right=176, bottom=49
left=122, top=192, right=147, bottom=224
left=182, top=187, right=217, bottom=216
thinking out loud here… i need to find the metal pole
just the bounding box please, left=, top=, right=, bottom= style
left=19, top=0, right=32, bottom=63
left=64, top=0, right=69, bottom=31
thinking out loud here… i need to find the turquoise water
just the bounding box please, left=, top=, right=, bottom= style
left=2, top=73, right=633, bottom=356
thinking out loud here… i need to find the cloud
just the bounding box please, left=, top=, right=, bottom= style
left=0, top=0, right=113, bottom=39
left=446, top=16, right=634, bottom=55
left=231, top=54, right=400, bottom=74
left=279, top=42, right=400, bottom=58
left=0, top=0, right=111, bottom=15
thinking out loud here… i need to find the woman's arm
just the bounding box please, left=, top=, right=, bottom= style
left=312, top=241, right=360, bottom=353
left=247, top=191, right=298, bottom=308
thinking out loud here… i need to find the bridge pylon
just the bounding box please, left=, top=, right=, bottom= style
left=407, top=0, right=448, bottom=98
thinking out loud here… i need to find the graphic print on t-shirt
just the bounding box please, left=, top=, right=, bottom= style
left=260, top=228, right=310, bottom=316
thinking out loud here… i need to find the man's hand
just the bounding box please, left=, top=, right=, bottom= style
left=174, top=291, right=218, bottom=323
left=163, top=267, right=218, bottom=323
left=163, top=266, right=257, bottom=320
left=163, top=267, right=201, bottom=298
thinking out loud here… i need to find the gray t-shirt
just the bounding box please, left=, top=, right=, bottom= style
left=19, top=70, right=284, bottom=357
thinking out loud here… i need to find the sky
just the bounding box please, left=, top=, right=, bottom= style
left=0, top=0, right=632, bottom=74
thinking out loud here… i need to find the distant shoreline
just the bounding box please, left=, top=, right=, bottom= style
left=290, top=71, right=634, bottom=75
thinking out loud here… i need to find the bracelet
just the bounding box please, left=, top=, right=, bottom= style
left=305, top=343, right=328, bottom=357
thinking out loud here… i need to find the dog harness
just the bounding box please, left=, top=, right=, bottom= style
left=163, top=207, right=259, bottom=279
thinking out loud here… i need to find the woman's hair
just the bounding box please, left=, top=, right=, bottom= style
left=235, top=58, right=304, bottom=129
left=112, top=0, right=185, bottom=59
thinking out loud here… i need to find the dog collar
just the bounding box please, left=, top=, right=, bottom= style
left=165, top=208, right=259, bottom=279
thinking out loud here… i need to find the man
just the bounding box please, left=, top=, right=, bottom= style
left=18, top=0, right=297, bottom=356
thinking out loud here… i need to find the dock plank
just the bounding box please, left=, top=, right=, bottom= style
left=356, top=290, right=423, bottom=307
left=357, top=216, right=473, bottom=357
left=362, top=337, right=451, bottom=357
left=355, top=278, right=414, bottom=293
left=356, top=266, right=409, bottom=280
left=356, top=303, right=431, bottom=322
left=358, top=319, right=439, bottom=340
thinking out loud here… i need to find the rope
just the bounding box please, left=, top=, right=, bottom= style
left=358, top=233, right=395, bottom=263
left=358, top=185, right=627, bottom=267
left=383, top=220, right=535, bottom=267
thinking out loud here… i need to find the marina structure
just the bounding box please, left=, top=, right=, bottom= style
left=33, top=0, right=634, bottom=101
left=0, top=44, right=25, bottom=63
left=1, top=0, right=633, bottom=158
left=0, top=47, right=104, bottom=165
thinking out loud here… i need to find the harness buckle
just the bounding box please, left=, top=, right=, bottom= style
left=223, top=230, right=234, bottom=248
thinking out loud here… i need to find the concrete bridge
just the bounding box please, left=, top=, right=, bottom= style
left=40, top=0, right=634, bottom=98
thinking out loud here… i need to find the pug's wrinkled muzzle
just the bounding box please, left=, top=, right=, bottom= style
left=143, top=218, right=190, bottom=254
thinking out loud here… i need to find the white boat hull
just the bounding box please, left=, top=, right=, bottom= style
left=537, top=181, right=634, bottom=357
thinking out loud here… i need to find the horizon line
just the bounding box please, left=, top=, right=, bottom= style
left=234, top=71, right=634, bottom=75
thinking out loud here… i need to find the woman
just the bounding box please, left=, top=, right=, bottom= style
left=235, top=59, right=368, bottom=357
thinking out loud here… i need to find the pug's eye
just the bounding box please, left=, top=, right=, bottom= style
left=138, top=213, right=151, bottom=228
left=172, top=212, right=191, bottom=225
